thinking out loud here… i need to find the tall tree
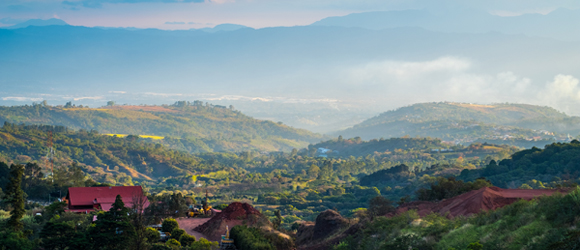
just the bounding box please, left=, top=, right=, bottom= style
left=90, top=195, right=136, bottom=250
left=5, top=164, right=26, bottom=231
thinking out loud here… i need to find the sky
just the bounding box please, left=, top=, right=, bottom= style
left=1, top=0, right=579, bottom=29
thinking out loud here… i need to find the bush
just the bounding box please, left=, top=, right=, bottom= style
left=171, top=228, right=186, bottom=240
left=145, top=227, right=161, bottom=243
left=189, top=238, right=219, bottom=250
left=150, top=243, right=172, bottom=250
left=179, top=234, right=196, bottom=246
left=230, top=225, right=275, bottom=250
left=165, top=238, right=181, bottom=249
left=162, top=218, right=179, bottom=233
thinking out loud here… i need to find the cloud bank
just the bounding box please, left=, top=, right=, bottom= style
left=345, top=57, right=580, bottom=115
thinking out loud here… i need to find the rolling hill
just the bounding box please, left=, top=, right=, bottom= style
left=0, top=102, right=326, bottom=152
left=335, top=102, right=580, bottom=146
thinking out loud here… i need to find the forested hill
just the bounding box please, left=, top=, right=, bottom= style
left=336, top=102, right=580, bottom=146
left=0, top=102, right=326, bottom=152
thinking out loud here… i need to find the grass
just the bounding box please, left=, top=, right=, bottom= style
left=105, top=134, right=165, bottom=140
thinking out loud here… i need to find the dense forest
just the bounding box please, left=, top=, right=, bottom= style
left=0, top=102, right=325, bottom=152
left=337, top=102, right=580, bottom=146
left=4, top=119, right=580, bottom=249
left=459, top=140, right=580, bottom=189
left=0, top=122, right=517, bottom=220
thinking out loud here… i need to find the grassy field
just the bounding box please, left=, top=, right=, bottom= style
left=105, top=134, right=165, bottom=140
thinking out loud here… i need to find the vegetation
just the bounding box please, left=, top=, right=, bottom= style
left=334, top=187, right=580, bottom=250
left=459, top=140, right=580, bottom=188
left=230, top=225, right=275, bottom=250
left=337, top=102, right=579, bottom=147
left=416, top=177, right=492, bottom=201
left=0, top=102, right=325, bottom=153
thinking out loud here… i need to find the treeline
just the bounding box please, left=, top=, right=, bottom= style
left=459, top=140, right=580, bottom=188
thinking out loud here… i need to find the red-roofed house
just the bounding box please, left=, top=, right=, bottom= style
left=65, top=186, right=149, bottom=213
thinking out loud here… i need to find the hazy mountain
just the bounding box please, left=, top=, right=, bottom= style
left=3, top=18, right=68, bottom=29
left=1, top=24, right=579, bottom=133
left=312, top=8, right=580, bottom=41
left=335, top=102, right=580, bottom=146
left=0, top=103, right=326, bottom=152
left=198, top=23, right=252, bottom=33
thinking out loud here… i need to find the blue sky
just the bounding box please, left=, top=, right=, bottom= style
left=1, top=0, right=579, bottom=29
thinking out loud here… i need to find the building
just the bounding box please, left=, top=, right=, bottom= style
left=65, top=186, right=148, bottom=213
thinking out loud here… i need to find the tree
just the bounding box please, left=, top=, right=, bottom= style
left=165, top=239, right=181, bottom=249
left=170, top=228, right=186, bottom=240
left=189, top=238, right=219, bottom=250
left=89, top=195, right=136, bottom=250
left=107, top=101, right=116, bottom=106
left=272, top=210, right=282, bottom=230
left=368, top=196, right=394, bottom=220
left=179, top=234, right=196, bottom=247
left=162, top=218, right=179, bottom=233
left=6, top=164, right=26, bottom=231
left=40, top=221, right=78, bottom=250
left=130, top=191, right=150, bottom=250
left=145, top=227, right=161, bottom=244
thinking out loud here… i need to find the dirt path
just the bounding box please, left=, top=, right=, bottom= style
left=176, top=217, right=212, bottom=241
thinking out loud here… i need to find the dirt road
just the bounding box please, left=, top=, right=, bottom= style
left=176, top=217, right=212, bottom=241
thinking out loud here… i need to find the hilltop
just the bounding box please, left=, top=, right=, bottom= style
left=0, top=102, right=326, bottom=152
left=336, top=102, right=580, bottom=146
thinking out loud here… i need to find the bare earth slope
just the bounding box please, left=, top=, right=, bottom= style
left=395, top=186, right=566, bottom=217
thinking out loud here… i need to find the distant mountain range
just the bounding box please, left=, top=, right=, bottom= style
left=335, top=103, right=580, bottom=146
left=313, top=8, right=580, bottom=41
left=0, top=103, right=326, bottom=152
left=2, top=18, right=68, bottom=29
left=1, top=11, right=580, bottom=133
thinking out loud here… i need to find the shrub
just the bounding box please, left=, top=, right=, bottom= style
left=150, top=243, right=172, bottom=250
left=145, top=227, right=161, bottom=243
left=171, top=228, right=186, bottom=240
left=165, top=238, right=181, bottom=249
left=162, top=218, right=179, bottom=233
left=179, top=234, right=196, bottom=246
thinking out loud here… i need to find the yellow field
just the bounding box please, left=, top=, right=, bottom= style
left=105, top=134, right=165, bottom=140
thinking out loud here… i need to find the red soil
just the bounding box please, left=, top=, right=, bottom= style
left=395, top=187, right=566, bottom=218
left=176, top=217, right=211, bottom=240
left=194, top=202, right=263, bottom=241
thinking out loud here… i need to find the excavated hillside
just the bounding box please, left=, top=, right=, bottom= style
left=395, top=186, right=566, bottom=217
left=194, top=202, right=265, bottom=241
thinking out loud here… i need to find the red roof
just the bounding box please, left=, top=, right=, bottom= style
left=67, top=186, right=148, bottom=212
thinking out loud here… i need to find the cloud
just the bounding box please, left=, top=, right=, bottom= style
left=538, top=75, right=580, bottom=114
left=109, top=91, right=127, bottom=94
left=165, top=21, right=186, bottom=25
left=1, top=96, right=44, bottom=102
left=350, top=57, right=470, bottom=83
left=62, top=0, right=204, bottom=9
left=71, top=96, right=104, bottom=101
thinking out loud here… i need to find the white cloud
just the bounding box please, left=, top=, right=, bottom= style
left=538, top=75, right=580, bottom=114
left=72, top=96, right=104, bottom=101
left=343, top=57, right=580, bottom=116
left=1, top=96, right=43, bottom=102
left=349, top=57, right=471, bottom=84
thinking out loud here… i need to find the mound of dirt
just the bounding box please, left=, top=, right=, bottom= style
left=194, top=202, right=265, bottom=241
left=396, top=186, right=566, bottom=218
left=297, top=210, right=350, bottom=247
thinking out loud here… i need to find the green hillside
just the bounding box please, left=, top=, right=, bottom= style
left=0, top=102, right=326, bottom=152
left=336, top=102, right=580, bottom=146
